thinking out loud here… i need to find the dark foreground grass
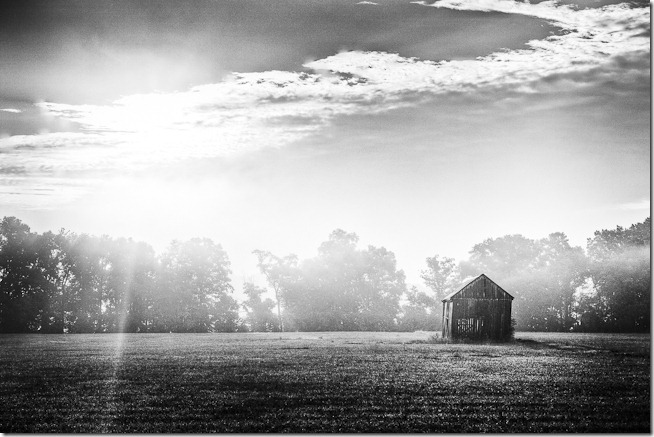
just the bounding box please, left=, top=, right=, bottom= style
left=0, top=331, right=649, bottom=432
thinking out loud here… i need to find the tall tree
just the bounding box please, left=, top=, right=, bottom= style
left=419, top=254, right=460, bottom=329
left=157, top=238, right=236, bottom=332
left=461, top=233, right=587, bottom=331
left=64, top=234, right=114, bottom=333
left=355, top=245, right=406, bottom=330
left=253, top=250, right=298, bottom=332
left=242, top=282, right=278, bottom=332
left=421, top=255, right=459, bottom=302
left=585, top=217, right=650, bottom=332
left=535, top=233, right=588, bottom=331
left=461, top=234, right=540, bottom=279
left=30, top=230, right=74, bottom=333
left=271, top=229, right=406, bottom=331
left=0, top=217, right=51, bottom=332
left=398, top=286, right=433, bottom=331
left=102, top=237, right=157, bottom=332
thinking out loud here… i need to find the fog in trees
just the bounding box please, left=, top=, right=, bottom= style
left=0, top=216, right=649, bottom=333
left=0, top=217, right=238, bottom=333
left=456, top=220, right=649, bottom=332
left=255, top=230, right=407, bottom=331
left=583, top=218, right=650, bottom=332
left=460, top=233, right=588, bottom=331
left=155, top=238, right=238, bottom=333
left=242, top=282, right=278, bottom=332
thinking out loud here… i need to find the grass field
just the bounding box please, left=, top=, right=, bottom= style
left=0, top=331, right=649, bottom=432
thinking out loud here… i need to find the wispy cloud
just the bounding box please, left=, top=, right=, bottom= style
left=618, top=199, right=650, bottom=211
left=0, top=108, right=22, bottom=113
left=357, top=1, right=379, bottom=5
left=1, top=0, right=648, bottom=208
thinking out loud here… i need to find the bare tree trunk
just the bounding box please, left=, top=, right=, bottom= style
left=274, top=286, right=284, bottom=332
left=60, top=271, right=69, bottom=334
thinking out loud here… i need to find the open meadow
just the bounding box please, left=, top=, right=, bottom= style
left=0, top=331, right=649, bottom=433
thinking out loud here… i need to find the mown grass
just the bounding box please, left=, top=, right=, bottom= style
left=0, top=331, right=649, bottom=432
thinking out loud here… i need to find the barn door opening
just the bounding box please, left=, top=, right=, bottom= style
left=455, top=317, right=485, bottom=339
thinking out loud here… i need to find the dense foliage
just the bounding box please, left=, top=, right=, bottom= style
left=258, top=230, right=407, bottom=331
left=412, top=220, right=649, bottom=333
left=0, top=217, right=236, bottom=333
left=0, top=216, right=649, bottom=333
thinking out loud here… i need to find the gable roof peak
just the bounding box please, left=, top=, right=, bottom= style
left=441, top=273, right=514, bottom=301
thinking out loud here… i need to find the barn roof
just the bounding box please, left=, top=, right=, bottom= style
left=442, top=273, right=514, bottom=301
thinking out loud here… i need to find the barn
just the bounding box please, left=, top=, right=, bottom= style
left=441, top=274, right=513, bottom=341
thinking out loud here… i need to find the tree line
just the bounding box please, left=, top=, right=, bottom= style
left=0, top=216, right=649, bottom=333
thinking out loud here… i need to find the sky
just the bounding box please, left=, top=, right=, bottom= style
left=0, top=0, right=650, bottom=292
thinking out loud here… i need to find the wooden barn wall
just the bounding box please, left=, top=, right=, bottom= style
left=450, top=298, right=512, bottom=340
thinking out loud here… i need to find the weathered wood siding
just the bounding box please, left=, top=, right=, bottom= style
left=442, top=275, right=513, bottom=341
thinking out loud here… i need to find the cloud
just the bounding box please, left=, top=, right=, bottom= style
left=41, top=1, right=648, bottom=126
left=618, top=199, right=650, bottom=211
left=1, top=0, right=648, bottom=208
left=357, top=1, right=379, bottom=4
left=0, top=108, right=22, bottom=113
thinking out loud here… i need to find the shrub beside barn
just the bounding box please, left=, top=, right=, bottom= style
left=442, top=274, right=513, bottom=341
